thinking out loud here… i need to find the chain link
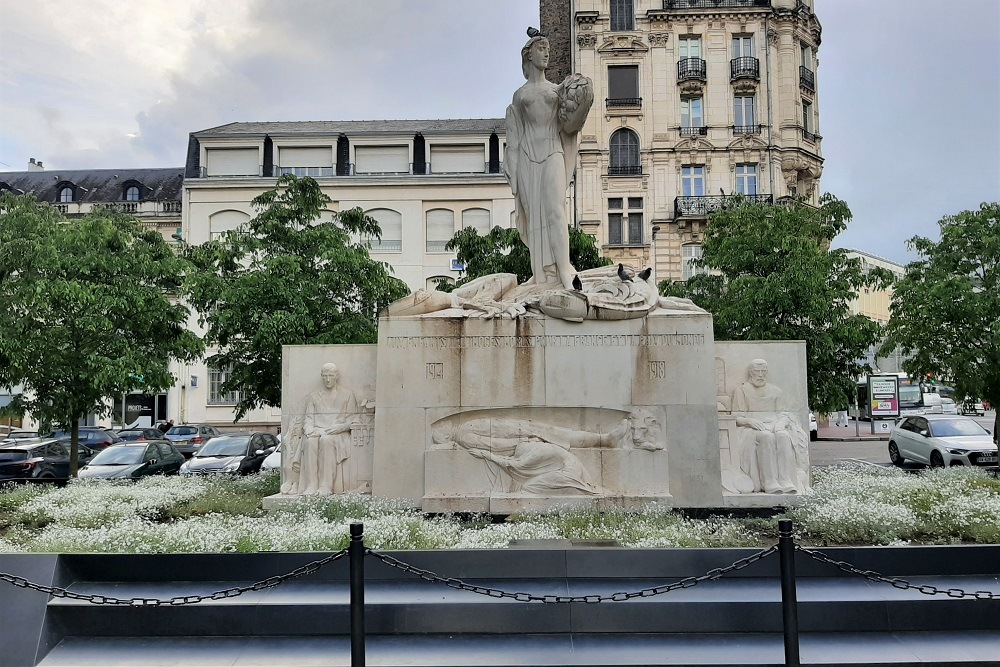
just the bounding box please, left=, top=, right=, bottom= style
left=0, top=549, right=348, bottom=606
left=796, top=546, right=1000, bottom=600
left=366, top=545, right=777, bottom=603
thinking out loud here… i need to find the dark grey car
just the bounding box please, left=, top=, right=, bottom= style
left=179, top=433, right=277, bottom=476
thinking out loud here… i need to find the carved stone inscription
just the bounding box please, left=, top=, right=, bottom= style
left=386, top=333, right=706, bottom=349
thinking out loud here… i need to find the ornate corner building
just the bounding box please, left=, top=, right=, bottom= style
left=542, top=0, right=824, bottom=282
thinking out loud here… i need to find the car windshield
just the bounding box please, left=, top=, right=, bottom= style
left=0, top=450, right=29, bottom=462
left=89, top=446, right=145, bottom=465
left=930, top=419, right=990, bottom=437
left=166, top=426, right=198, bottom=436
left=196, top=437, right=249, bottom=457
left=117, top=431, right=145, bottom=440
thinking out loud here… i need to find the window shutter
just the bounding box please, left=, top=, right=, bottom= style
left=366, top=209, right=402, bottom=252
left=278, top=147, right=333, bottom=167
left=462, top=208, right=492, bottom=235
left=206, top=148, right=259, bottom=176
left=430, top=145, right=485, bottom=173
left=355, top=146, right=409, bottom=174
left=426, top=209, right=455, bottom=252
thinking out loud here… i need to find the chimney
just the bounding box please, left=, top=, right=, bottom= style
left=28, top=158, right=44, bottom=172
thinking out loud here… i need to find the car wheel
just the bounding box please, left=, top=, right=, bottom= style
left=37, top=471, right=56, bottom=479
left=930, top=450, right=945, bottom=468
left=888, top=442, right=904, bottom=466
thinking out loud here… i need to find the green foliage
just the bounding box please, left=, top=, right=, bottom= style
left=184, top=175, right=409, bottom=419
left=658, top=195, right=891, bottom=413
left=0, top=193, right=203, bottom=473
left=881, top=202, right=999, bottom=418
left=444, top=225, right=611, bottom=286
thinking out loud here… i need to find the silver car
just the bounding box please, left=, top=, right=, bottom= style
left=888, top=415, right=997, bottom=468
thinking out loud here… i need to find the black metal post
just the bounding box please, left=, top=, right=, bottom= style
left=778, top=519, right=800, bottom=666
left=349, top=522, right=365, bottom=667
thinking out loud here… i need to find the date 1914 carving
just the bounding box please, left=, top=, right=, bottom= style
left=426, top=363, right=444, bottom=380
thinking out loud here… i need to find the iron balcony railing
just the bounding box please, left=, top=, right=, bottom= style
left=664, top=0, right=771, bottom=9
left=279, top=166, right=335, bottom=177
left=733, top=124, right=762, bottom=134
left=677, top=58, right=707, bottom=82
left=608, top=165, right=643, bottom=176
left=730, top=57, right=760, bottom=80
left=606, top=97, right=643, bottom=109
left=802, top=129, right=819, bottom=143
left=679, top=126, right=708, bottom=137
left=674, top=193, right=773, bottom=217
left=799, top=66, right=815, bottom=92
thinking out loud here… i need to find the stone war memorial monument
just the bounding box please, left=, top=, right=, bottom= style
left=271, top=31, right=810, bottom=512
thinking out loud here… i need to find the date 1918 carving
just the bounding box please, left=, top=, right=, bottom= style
left=648, top=361, right=667, bottom=379
left=426, top=363, right=444, bottom=380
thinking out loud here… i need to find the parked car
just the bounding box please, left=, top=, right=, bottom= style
left=163, top=424, right=225, bottom=458
left=0, top=438, right=94, bottom=480
left=116, top=428, right=167, bottom=442
left=48, top=427, right=121, bottom=450
left=261, top=443, right=281, bottom=472
left=940, top=397, right=959, bottom=415
left=79, top=441, right=184, bottom=479
left=1, top=430, right=40, bottom=444
left=888, top=415, right=997, bottom=468
left=179, top=433, right=277, bottom=476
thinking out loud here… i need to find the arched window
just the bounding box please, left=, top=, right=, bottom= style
left=208, top=209, right=251, bottom=241
left=609, top=129, right=640, bottom=175
left=425, top=208, right=455, bottom=252
left=426, top=276, right=455, bottom=290
left=462, top=208, right=491, bottom=235
left=364, top=208, right=402, bottom=252
left=59, top=186, right=74, bottom=202
left=124, top=185, right=141, bottom=201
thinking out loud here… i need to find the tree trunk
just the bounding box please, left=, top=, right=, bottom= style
left=69, top=419, right=80, bottom=478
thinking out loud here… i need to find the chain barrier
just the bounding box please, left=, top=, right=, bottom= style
left=365, top=545, right=778, bottom=603
left=796, top=546, right=1000, bottom=600
left=0, top=549, right=348, bottom=606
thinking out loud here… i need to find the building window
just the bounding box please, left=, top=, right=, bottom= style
left=735, top=164, right=758, bottom=195
left=607, top=65, right=640, bottom=107
left=609, top=0, right=634, bottom=31
left=732, top=34, right=754, bottom=58
left=734, top=95, right=756, bottom=129
left=802, top=101, right=813, bottom=132
left=59, top=186, right=74, bottom=203
left=679, top=36, right=701, bottom=59
left=681, top=97, right=703, bottom=130
left=462, top=208, right=491, bottom=235
left=364, top=208, right=403, bottom=252
left=682, top=243, right=705, bottom=281
left=609, top=128, right=641, bottom=175
left=208, top=366, right=240, bottom=406
left=801, top=43, right=813, bottom=70
left=681, top=165, right=705, bottom=197
left=426, top=208, right=455, bottom=252
left=125, top=186, right=140, bottom=201
left=608, top=197, right=643, bottom=246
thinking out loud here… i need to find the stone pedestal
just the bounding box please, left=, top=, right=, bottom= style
left=371, top=309, right=722, bottom=511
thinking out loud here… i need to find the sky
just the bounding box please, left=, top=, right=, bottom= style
left=1, top=0, right=997, bottom=265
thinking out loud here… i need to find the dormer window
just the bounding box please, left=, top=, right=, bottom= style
left=59, top=186, right=74, bottom=202
left=125, top=185, right=140, bottom=201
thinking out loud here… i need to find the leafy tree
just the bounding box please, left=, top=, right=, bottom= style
left=184, top=175, right=408, bottom=420
left=0, top=192, right=203, bottom=475
left=881, top=202, right=999, bottom=437
left=659, top=195, right=892, bottom=413
left=443, top=224, right=611, bottom=289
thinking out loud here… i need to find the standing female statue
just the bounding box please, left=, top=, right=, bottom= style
left=504, top=31, right=594, bottom=289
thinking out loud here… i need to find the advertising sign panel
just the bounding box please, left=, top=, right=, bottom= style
left=869, top=375, right=900, bottom=418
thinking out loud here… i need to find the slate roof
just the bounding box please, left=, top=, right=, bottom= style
left=0, top=168, right=184, bottom=203
left=192, top=118, right=507, bottom=138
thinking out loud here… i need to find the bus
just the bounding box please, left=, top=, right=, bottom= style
left=853, top=373, right=943, bottom=421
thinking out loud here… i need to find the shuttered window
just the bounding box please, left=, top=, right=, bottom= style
left=206, top=148, right=259, bottom=176
left=364, top=209, right=402, bottom=252
left=426, top=209, right=455, bottom=252
left=462, top=208, right=491, bottom=235
left=278, top=147, right=334, bottom=176
left=355, top=146, right=409, bottom=174
left=429, top=145, right=485, bottom=173
left=209, top=210, right=251, bottom=240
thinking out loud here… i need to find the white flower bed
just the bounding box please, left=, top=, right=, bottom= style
left=1, top=464, right=998, bottom=553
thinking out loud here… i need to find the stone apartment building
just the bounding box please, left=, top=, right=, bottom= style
left=541, top=0, right=824, bottom=282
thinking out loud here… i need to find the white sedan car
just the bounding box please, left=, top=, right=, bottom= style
left=262, top=443, right=281, bottom=472
left=888, top=415, right=997, bottom=468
